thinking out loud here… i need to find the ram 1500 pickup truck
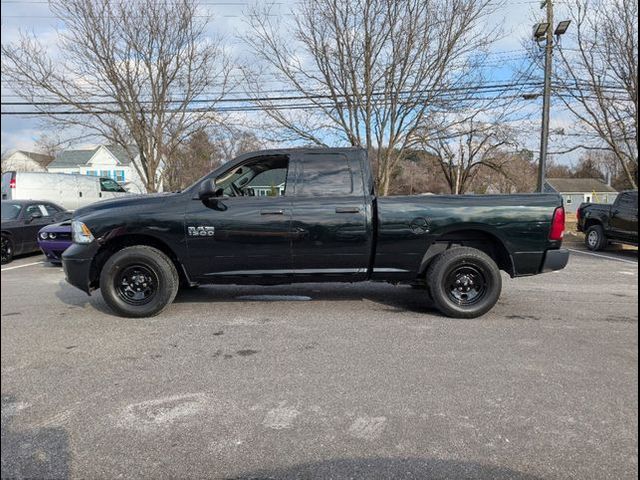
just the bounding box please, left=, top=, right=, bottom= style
left=62, top=148, right=569, bottom=318
left=577, top=190, right=638, bottom=251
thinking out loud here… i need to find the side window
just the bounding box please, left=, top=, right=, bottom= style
left=100, top=178, right=126, bottom=192
left=618, top=192, right=638, bottom=210
left=24, top=204, right=48, bottom=218
left=215, top=155, right=290, bottom=198
left=297, top=153, right=353, bottom=196
left=247, top=169, right=288, bottom=196
left=43, top=204, right=60, bottom=216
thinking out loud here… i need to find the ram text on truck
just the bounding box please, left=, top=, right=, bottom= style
left=62, top=148, right=569, bottom=319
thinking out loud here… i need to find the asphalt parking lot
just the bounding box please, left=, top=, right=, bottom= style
left=1, top=245, right=638, bottom=480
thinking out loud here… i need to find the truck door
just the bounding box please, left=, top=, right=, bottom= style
left=185, top=154, right=293, bottom=280
left=289, top=152, right=371, bottom=281
left=610, top=191, right=638, bottom=241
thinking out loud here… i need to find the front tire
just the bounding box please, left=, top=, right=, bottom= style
left=585, top=225, right=607, bottom=251
left=99, top=246, right=179, bottom=318
left=426, top=247, right=502, bottom=319
left=1, top=235, right=14, bottom=265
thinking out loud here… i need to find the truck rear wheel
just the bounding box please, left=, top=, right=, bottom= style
left=585, top=225, right=607, bottom=251
left=426, top=247, right=502, bottom=319
left=99, top=246, right=179, bottom=318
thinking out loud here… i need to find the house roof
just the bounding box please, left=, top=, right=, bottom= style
left=545, top=178, right=618, bottom=193
left=47, top=145, right=137, bottom=168
left=3, top=150, right=54, bottom=168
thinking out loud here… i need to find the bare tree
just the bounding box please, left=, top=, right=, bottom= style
left=1, top=0, right=231, bottom=192
left=421, top=116, right=517, bottom=194
left=554, top=0, right=638, bottom=188
left=242, top=0, right=498, bottom=195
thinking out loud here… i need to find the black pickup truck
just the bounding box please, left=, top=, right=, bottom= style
left=62, top=148, right=569, bottom=318
left=577, top=190, right=638, bottom=251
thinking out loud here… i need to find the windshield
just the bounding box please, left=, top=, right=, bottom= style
left=1, top=203, right=22, bottom=221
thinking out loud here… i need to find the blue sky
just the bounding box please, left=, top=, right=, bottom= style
left=0, top=0, right=580, bottom=164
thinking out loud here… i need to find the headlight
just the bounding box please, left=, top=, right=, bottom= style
left=40, top=232, right=49, bottom=240
left=49, top=233, right=57, bottom=240
left=71, top=221, right=95, bottom=244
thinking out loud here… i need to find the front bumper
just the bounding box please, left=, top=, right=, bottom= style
left=61, top=243, right=99, bottom=294
left=541, top=248, right=570, bottom=273
left=39, top=240, right=73, bottom=263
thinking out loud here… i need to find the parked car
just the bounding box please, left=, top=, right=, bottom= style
left=62, top=148, right=569, bottom=319
left=1, top=200, right=68, bottom=264
left=1, top=171, right=130, bottom=211
left=577, top=190, right=638, bottom=251
left=38, top=221, right=73, bottom=264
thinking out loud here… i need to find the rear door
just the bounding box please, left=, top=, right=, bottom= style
left=289, top=152, right=371, bottom=281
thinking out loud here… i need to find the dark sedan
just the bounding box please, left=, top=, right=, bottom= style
left=1, top=200, right=68, bottom=264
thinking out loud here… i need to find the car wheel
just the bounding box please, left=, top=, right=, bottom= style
left=426, top=247, right=502, bottom=319
left=99, top=246, right=179, bottom=318
left=585, top=225, right=607, bottom=251
left=1, top=235, right=14, bottom=265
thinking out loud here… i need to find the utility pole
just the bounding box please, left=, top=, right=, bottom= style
left=537, top=0, right=554, bottom=193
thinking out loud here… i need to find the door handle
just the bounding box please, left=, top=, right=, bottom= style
left=335, top=207, right=360, bottom=214
left=260, top=209, right=285, bottom=215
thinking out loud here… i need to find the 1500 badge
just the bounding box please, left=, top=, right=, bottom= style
left=188, top=226, right=215, bottom=237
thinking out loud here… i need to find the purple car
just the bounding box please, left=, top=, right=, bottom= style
left=38, top=221, right=73, bottom=264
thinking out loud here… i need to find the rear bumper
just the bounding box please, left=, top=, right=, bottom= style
left=61, top=243, right=98, bottom=294
left=541, top=248, right=570, bottom=273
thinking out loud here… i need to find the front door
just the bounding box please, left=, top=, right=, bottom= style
left=185, top=155, right=293, bottom=281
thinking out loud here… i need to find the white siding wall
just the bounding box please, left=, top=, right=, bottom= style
left=1, top=152, right=47, bottom=172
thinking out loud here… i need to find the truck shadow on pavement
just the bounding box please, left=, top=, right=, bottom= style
left=228, top=457, right=542, bottom=480
left=1, top=395, right=70, bottom=480
left=174, top=282, right=439, bottom=316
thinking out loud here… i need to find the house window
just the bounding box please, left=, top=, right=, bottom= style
left=100, top=170, right=112, bottom=178
left=115, top=170, right=125, bottom=182
left=86, top=170, right=97, bottom=176
left=566, top=197, right=572, bottom=204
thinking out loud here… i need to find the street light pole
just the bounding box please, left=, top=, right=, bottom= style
left=537, top=0, right=554, bottom=193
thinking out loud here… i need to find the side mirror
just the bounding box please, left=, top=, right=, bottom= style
left=198, top=179, right=223, bottom=201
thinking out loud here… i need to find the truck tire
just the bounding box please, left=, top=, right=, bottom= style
left=426, top=247, right=502, bottom=319
left=99, top=246, right=179, bottom=318
left=585, top=225, right=607, bottom=251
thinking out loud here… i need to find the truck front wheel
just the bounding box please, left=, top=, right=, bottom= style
left=99, top=246, right=179, bottom=318
left=426, top=247, right=502, bottom=319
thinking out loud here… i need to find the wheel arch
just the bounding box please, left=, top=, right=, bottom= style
left=419, top=227, right=515, bottom=277
left=89, top=233, right=191, bottom=289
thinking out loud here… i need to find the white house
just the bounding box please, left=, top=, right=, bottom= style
left=1, top=150, right=54, bottom=172
left=47, top=145, right=152, bottom=193
left=544, top=178, right=618, bottom=213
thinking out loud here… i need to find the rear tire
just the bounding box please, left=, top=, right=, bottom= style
left=1, top=235, right=14, bottom=265
left=585, top=225, right=607, bottom=251
left=426, top=247, right=502, bottom=319
left=99, top=246, right=179, bottom=318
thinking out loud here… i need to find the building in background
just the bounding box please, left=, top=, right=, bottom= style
left=1, top=150, right=54, bottom=172
left=544, top=178, right=618, bottom=213
left=46, top=145, right=149, bottom=193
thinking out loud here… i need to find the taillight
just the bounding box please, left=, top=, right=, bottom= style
left=9, top=174, right=16, bottom=189
left=575, top=208, right=580, bottom=222
left=549, top=206, right=565, bottom=241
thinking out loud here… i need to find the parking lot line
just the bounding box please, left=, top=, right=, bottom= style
left=1, top=261, right=45, bottom=272
left=567, top=248, right=638, bottom=266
